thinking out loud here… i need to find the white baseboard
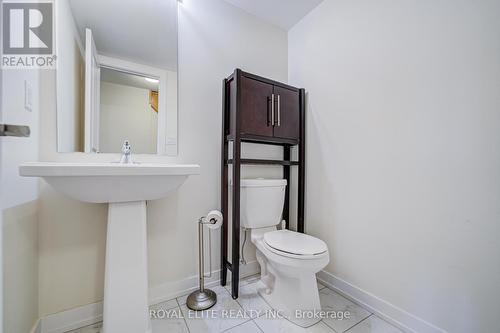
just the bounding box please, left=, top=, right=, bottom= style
left=35, top=264, right=446, bottom=333
left=29, top=319, right=42, bottom=333
left=149, top=260, right=260, bottom=305
left=40, top=302, right=103, bottom=333
left=39, top=261, right=260, bottom=333
left=317, top=270, right=447, bottom=333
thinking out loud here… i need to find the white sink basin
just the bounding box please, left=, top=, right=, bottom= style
left=19, top=162, right=200, bottom=203
left=19, top=161, right=200, bottom=333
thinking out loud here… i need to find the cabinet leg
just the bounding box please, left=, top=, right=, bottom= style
left=231, top=138, right=241, bottom=299
left=283, top=146, right=291, bottom=230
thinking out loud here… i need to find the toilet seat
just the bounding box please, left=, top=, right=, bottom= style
left=263, top=230, right=327, bottom=260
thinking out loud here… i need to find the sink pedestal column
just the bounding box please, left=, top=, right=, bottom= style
left=102, top=201, right=151, bottom=333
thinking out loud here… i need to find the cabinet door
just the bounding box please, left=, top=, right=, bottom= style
left=240, top=76, right=274, bottom=137
left=272, top=86, right=300, bottom=140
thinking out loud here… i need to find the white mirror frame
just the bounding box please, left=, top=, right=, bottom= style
left=97, top=55, right=177, bottom=155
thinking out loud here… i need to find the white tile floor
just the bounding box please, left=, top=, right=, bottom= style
left=68, top=276, right=404, bottom=333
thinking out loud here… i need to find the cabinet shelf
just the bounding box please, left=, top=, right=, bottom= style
left=226, top=134, right=298, bottom=146
left=226, top=159, right=299, bottom=166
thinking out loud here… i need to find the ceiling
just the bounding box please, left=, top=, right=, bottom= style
left=69, top=0, right=177, bottom=71
left=223, top=0, right=324, bottom=30
left=68, top=0, right=321, bottom=72
left=101, top=67, right=159, bottom=91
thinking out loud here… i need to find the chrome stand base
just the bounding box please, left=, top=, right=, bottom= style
left=186, top=289, right=217, bottom=311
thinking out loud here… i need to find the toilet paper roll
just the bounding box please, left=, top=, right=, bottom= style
left=205, top=210, right=223, bottom=229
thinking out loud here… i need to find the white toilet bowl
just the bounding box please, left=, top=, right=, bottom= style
left=250, top=228, right=329, bottom=327
left=237, top=179, right=330, bottom=327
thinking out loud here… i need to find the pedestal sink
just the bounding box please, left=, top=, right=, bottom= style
left=19, top=162, right=200, bottom=333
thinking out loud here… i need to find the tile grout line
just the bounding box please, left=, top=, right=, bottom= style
left=65, top=278, right=339, bottom=333
left=254, top=319, right=265, bottom=333
left=342, top=313, right=373, bottom=333
left=223, top=276, right=264, bottom=332
left=252, top=282, right=336, bottom=332
left=181, top=284, right=255, bottom=333
left=320, top=319, right=339, bottom=333
left=321, top=318, right=341, bottom=333
left=220, top=284, right=255, bottom=332
left=232, top=282, right=268, bottom=333
left=251, top=319, right=265, bottom=333
left=176, top=296, right=192, bottom=333
left=220, top=318, right=254, bottom=333
left=66, top=277, right=328, bottom=333
left=342, top=314, right=373, bottom=333
left=234, top=277, right=335, bottom=332
left=318, top=279, right=403, bottom=330
left=319, top=285, right=376, bottom=333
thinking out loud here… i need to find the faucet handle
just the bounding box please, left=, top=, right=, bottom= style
left=122, top=140, right=131, bottom=154
left=120, top=140, right=133, bottom=164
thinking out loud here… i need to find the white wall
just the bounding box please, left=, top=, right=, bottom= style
left=1, top=70, right=40, bottom=209
left=288, top=1, right=500, bottom=332
left=1, top=63, right=42, bottom=333
left=1, top=3, right=42, bottom=332
left=3, top=202, right=39, bottom=333
left=0, top=15, right=2, bottom=333
left=99, top=82, right=157, bottom=154
left=37, top=0, right=287, bottom=316
left=165, top=70, right=178, bottom=155
left=56, top=0, right=84, bottom=153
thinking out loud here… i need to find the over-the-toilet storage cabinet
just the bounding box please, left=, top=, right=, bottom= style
left=221, top=69, right=306, bottom=299
left=237, top=75, right=300, bottom=141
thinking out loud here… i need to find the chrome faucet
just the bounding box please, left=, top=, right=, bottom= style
left=120, top=140, right=132, bottom=164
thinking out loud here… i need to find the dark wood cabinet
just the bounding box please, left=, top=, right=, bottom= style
left=221, top=68, right=306, bottom=300
left=240, top=76, right=274, bottom=137
left=272, top=85, right=300, bottom=140
left=227, top=69, right=302, bottom=144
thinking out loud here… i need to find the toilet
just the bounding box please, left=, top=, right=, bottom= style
left=239, top=178, right=329, bottom=327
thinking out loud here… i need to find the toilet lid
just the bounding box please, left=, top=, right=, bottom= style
left=264, top=230, right=327, bottom=256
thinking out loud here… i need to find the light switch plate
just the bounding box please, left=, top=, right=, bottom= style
left=24, top=80, right=33, bottom=112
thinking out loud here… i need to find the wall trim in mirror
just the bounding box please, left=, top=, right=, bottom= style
left=97, top=55, right=177, bottom=155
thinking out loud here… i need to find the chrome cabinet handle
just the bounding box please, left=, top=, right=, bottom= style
left=277, top=95, right=281, bottom=126
left=271, top=93, right=275, bottom=126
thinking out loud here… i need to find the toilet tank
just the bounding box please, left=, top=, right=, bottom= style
left=237, top=178, right=287, bottom=229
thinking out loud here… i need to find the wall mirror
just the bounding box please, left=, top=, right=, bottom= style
left=55, top=0, right=178, bottom=155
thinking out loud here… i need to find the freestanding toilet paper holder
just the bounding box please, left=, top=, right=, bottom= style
left=187, top=211, right=223, bottom=311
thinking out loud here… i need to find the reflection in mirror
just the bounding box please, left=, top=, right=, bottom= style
left=56, top=0, right=178, bottom=155
left=99, top=68, right=158, bottom=154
